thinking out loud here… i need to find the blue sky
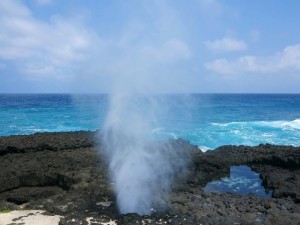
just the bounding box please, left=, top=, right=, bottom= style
left=0, top=0, right=300, bottom=93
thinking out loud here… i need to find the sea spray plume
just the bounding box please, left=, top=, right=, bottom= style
left=92, top=0, right=192, bottom=214
left=102, top=93, right=189, bottom=215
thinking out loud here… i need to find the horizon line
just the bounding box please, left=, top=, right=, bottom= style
left=1, top=92, right=300, bottom=95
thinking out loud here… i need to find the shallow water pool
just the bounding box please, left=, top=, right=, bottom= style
left=204, top=165, right=272, bottom=198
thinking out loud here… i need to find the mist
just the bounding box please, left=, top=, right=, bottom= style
left=86, top=1, right=193, bottom=214
left=102, top=92, right=191, bottom=214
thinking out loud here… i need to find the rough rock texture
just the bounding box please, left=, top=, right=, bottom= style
left=209, top=144, right=300, bottom=202
left=0, top=131, right=299, bottom=225
left=0, top=131, right=95, bottom=156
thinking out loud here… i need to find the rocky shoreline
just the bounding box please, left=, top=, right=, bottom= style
left=0, top=131, right=299, bottom=225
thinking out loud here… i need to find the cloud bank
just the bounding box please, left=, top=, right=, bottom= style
left=205, top=44, right=300, bottom=74
left=1, top=0, right=300, bottom=93
left=0, top=0, right=98, bottom=80
left=0, top=0, right=194, bottom=93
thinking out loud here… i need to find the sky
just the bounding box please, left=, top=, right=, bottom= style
left=0, top=0, right=300, bottom=93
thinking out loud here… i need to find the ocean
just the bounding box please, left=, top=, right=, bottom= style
left=1, top=94, right=300, bottom=150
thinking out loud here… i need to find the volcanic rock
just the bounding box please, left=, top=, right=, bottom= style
left=0, top=131, right=299, bottom=225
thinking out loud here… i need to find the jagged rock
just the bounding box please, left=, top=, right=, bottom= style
left=0, top=131, right=299, bottom=225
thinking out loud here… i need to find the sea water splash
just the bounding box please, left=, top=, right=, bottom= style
left=102, top=93, right=188, bottom=214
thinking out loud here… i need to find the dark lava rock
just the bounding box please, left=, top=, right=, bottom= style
left=209, top=144, right=300, bottom=202
left=0, top=131, right=299, bottom=225
left=0, top=131, right=96, bottom=156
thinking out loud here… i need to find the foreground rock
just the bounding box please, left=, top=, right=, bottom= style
left=0, top=131, right=299, bottom=225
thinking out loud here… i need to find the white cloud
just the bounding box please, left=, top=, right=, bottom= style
left=205, top=44, right=300, bottom=74
left=204, top=37, right=247, bottom=52
left=0, top=0, right=192, bottom=93
left=0, top=0, right=97, bottom=77
left=0, top=0, right=30, bottom=17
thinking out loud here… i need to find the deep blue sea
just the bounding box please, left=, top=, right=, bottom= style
left=1, top=94, right=300, bottom=150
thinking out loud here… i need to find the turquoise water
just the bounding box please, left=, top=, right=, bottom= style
left=1, top=94, right=300, bottom=150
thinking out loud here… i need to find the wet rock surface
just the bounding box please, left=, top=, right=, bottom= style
left=0, top=131, right=299, bottom=225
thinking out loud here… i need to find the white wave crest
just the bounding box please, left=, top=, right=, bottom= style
left=211, top=118, right=300, bottom=131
